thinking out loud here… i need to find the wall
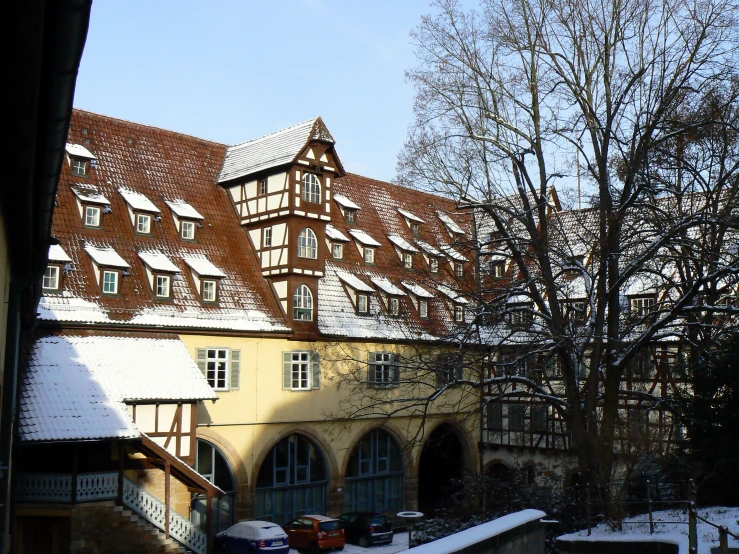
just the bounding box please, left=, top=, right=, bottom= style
left=556, top=537, right=679, bottom=554
left=125, top=469, right=190, bottom=518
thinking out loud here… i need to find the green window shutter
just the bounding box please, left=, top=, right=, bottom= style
left=368, top=351, right=376, bottom=386
left=230, top=350, right=241, bottom=391
left=392, top=354, right=401, bottom=386
left=283, top=352, right=292, bottom=390
left=197, top=348, right=207, bottom=378
left=311, top=351, right=321, bottom=390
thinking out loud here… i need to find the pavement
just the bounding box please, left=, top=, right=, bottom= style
left=289, top=532, right=410, bottom=554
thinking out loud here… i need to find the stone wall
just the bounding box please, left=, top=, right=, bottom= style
left=556, top=537, right=680, bottom=554
left=125, top=468, right=190, bottom=517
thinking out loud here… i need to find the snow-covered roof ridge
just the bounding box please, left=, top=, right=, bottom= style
left=402, top=281, right=435, bottom=298
left=83, top=244, right=130, bottom=268
left=71, top=184, right=110, bottom=205
left=333, top=194, right=361, bottom=210
left=438, top=241, right=468, bottom=262
left=398, top=208, right=425, bottom=223
left=349, top=228, right=382, bottom=247
left=371, top=276, right=406, bottom=296
left=387, top=234, right=420, bottom=253
left=337, top=271, right=375, bottom=293
left=437, top=284, right=469, bottom=304
left=438, top=210, right=465, bottom=235
left=415, top=239, right=444, bottom=257
left=138, top=249, right=180, bottom=273
left=325, top=224, right=350, bottom=242
left=65, top=143, right=96, bottom=159
left=119, top=187, right=160, bottom=213
left=164, top=199, right=204, bottom=220
left=48, top=244, right=72, bottom=263
left=183, top=255, right=226, bottom=278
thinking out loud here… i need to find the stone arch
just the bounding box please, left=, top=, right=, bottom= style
left=411, top=418, right=477, bottom=478
left=340, top=421, right=412, bottom=479
left=484, top=459, right=513, bottom=479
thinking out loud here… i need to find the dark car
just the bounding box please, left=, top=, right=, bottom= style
left=338, top=512, right=393, bottom=547
left=214, top=520, right=290, bottom=554
left=283, top=515, right=345, bottom=553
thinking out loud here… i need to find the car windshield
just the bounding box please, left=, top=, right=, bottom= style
left=319, top=521, right=341, bottom=531
left=371, top=516, right=389, bottom=526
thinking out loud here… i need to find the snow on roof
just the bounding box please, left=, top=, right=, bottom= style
left=19, top=335, right=216, bottom=441
left=325, top=224, right=350, bottom=242
left=71, top=184, right=110, bottom=205
left=371, top=276, right=406, bottom=296
left=37, top=296, right=111, bottom=324
left=437, top=284, right=469, bottom=304
left=164, top=199, right=204, bottom=220
left=387, top=234, right=420, bottom=253
left=415, top=239, right=444, bottom=257
left=118, top=188, right=160, bottom=213
left=333, top=194, right=361, bottom=210
left=348, top=229, right=382, bottom=247
left=438, top=211, right=465, bottom=234
left=138, top=250, right=180, bottom=273
left=337, top=271, right=375, bottom=293
left=402, top=281, right=435, bottom=298
left=84, top=244, right=130, bottom=268
left=439, top=242, right=468, bottom=262
left=184, top=255, right=226, bottom=278
left=65, top=143, right=96, bottom=159
left=47, top=244, right=72, bottom=263
left=398, top=208, right=425, bottom=223
left=219, top=118, right=334, bottom=183
left=304, top=515, right=338, bottom=522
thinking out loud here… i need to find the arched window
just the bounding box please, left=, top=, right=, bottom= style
left=298, top=228, right=318, bottom=259
left=191, top=440, right=236, bottom=533
left=293, top=285, right=313, bottom=321
left=255, top=433, right=328, bottom=524
left=302, top=173, right=321, bottom=203
left=345, top=429, right=403, bottom=513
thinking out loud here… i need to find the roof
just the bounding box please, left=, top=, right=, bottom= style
left=438, top=211, right=465, bottom=235
left=334, top=194, right=361, bottom=210
left=218, top=117, right=336, bottom=183
left=325, top=224, right=350, bottom=242
left=48, top=244, right=72, bottom=263
left=119, top=188, right=160, bottom=213
left=72, top=184, right=110, bottom=205
left=184, top=255, right=226, bottom=278
left=84, top=244, right=130, bottom=268
left=164, top=199, right=204, bottom=220
left=437, top=284, right=469, bottom=304
left=371, top=276, right=406, bottom=296
left=66, top=143, right=96, bottom=159
left=349, top=229, right=382, bottom=247
left=138, top=250, right=180, bottom=273
left=415, top=239, right=444, bottom=257
left=387, top=234, right=420, bottom=253
left=337, top=271, right=375, bottom=293
left=402, top=281, right=435, bottom=298
left=398, top=208, right=425, bottom=223
left=438, top=242, right=467, bottom=262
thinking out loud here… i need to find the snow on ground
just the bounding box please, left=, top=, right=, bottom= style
left=289, top=532, right=409, bottom=554
left=559, top=506, right=739, bottom=554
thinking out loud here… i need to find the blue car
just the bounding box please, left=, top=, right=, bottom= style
left=215, top=521, right=290, bottom=554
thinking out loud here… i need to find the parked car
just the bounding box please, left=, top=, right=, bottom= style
left=214, top=520, right=290, bottom=554
left=337, top=512, right=393, bottom=547
left=283, top=515, right=345, bottom=552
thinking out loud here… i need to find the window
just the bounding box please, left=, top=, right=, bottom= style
left=410, top=222, right=420, bottom=235
left=346, top=209, right=356, bottom=224
left=454, top=305, right=465, bottom=323
left=509, top=305, right=533, bottom=327
left=631, top=350, right=654, bottom=379
left=155, top=275, right=171, bottom=298
left=487, top=401, right=503, bottom=431
left=71, top=158, right=88, bottom=176
left=202, top=279, right=217, bottom=302
left=283, top=351, right=320, bottom=391
left=301, top=173, right=321, bottom=203
left=332, top=242, right=344, bottom=259
left=389, top=297, right=400, bottom=316
left=43, top=266, right=60, bottom=290
left=193, top=440, right=236, bottom=533
left=565, top=301, right=586, bottom=322
left=368, top=352, right=399, bottom=387
left=259, top=178, right=268, bottom=196
left=298, top=228, right=318, bottom=259
left=263, top=227, right=272, bottom=248
left=490, top=262, right=505, bottom=278
left=196, top=348, right=240, bottom=392
left=102, top=270, right=118, bottom=294
left=84, top=205, right=101, bottom=227
left=430, top=257, right=439, bottom=273
left=404, top=253, right=413, bottom=269
left=135, top=213, right=152, bottom=234
left=532, top=405, right=547, bottom=433
left=364, top=247, right=375, bottom=264
left=293, top=284, right=313, bottom=321
left=509, top=404, right=525, bottom=432
left=345, top=429, right=403, bottom=513
left=357, top=294, right=369, bottom=314
left=454, top=262, right=464, bottom=278
left=419, top=300, right=429, bottom=319
left=631, top=296, right=656, bottom=317
left=181, top=220, right=196, bottom=240
left=435, top=353, right=464, bottom=385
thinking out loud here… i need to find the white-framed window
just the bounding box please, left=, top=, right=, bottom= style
left=155, top=275, right=171, bottom=298
left=410, top=222, right=420, bottom=235
left=202, top=279, right=217, bottom=302
left=346, top=209, right=356, bottom=223
left=181, top=220, right=196, bottom=240
left=419, top=300, right=429, bottom=319
left=357, top=293, right=369, bottom=314
left=84, top=205, right=101, bottom=227
left=71, top=158, right=88, bottom=176
left=263, top=227, right=272, bottom=248
left=404, top=253, right=413, bottom=269
left=430, top=257, right=439, bottom=273
left=43, top=265, right=60, bottom=290
left=455, top=262, right=464, bottom=278
left=136, top=213, right=152, bottom=234
left=293, top=284, right=313, bottom=321
left=196, top=348, right=240, bottom=392
left=332, top=242, right=344, bottom=259
left=454, top=305, right=465, bottom=322
left=368, top=352, right=399, bottom=388
left=102, top=270, right=118, bottom=294
left=259, top=178, right=268, bottom=196
left=282, top=351, right=320, bottom=391
left=565, top=301, right=586, bottom=322
left=631, top=296, right=656, bottom=317
left=364, top=247, right=375, bottom=264
left=298, top=228, right=318, bottom=259
left=490, top=262, right=505, bottom=278
left=509, top=305, right=533, bottom=327
left=389, top=297, right=400, bottom=316
left=301, top=173, right=321, bottom=203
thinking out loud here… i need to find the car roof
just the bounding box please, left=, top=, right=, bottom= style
left=304, top=515, right=338, bottom=522
left=229, top=521, right=286, bottom=538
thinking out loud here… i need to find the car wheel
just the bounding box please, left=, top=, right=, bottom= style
left=358, top=536, right=369, bottom=548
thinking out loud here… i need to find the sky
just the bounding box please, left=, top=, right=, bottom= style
left=73, top=1, right=439, bottom=182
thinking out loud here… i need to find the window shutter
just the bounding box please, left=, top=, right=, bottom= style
left=283, top=352, right=292, bottom=390
left=392, top=354, right=401, bottom=386
left=197, top=348, right=207, bottom=378
left=368, top=352, right=376, bottom=386
left=311, top=351, right=321, bottom=390
left=230, top=350, right=241, bottom=391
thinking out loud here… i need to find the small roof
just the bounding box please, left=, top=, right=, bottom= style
left=438, top=211, right=465, bottom=235
left=164, top=199, right=204, bottom=220
left=387, top=234, right=420, bottom=253
left=398, top=208, right=425, bottom=223
left=439, top=242, right=468, bottom=262
left=84, top=244, right=130, bottom=268
left=184, top=255, right=226, bottom=278
left=325, top=224, right=350, bottom=242
left=65, top=143, right=96, bottom=159
left=72, top=184, right=110, bottom=205
left=138, top=250, right=180, bottom=273
left=337, top=272, right=375, bottom=293
left=437, top=284, right=469, bottom=304
left=370, top=276, right=406, bottom=296
left=48, top=244, right=72, bottom=263
left=415, top=239, right=444, bottom=257
left=119, top=188, right=160, bottom=213
left=402, top=281, right=435, bottom=299
left=349, top=229, right=381, bottom=247
left=334, top=194, right=361, bottom=211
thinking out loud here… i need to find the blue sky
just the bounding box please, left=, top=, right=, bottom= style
left=73, top=1, right=437, bottom=182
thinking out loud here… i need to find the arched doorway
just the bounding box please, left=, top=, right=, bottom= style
left=417, top=424, right=465, bottom=515
left=255, top=433, right=328, bottom=524
left=345, top=428, right=404, bottom=513
left=192, top=439, right=236, bottom=533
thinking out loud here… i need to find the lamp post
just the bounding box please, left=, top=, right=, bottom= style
left=397, top=511, right=424, bottom=548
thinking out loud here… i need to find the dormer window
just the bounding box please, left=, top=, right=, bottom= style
left=181, top=220, right=196, bottom=240
left=184, top=255, right=225, bottom=306
left=43, top=266, right=60, bottom=290
left=631, top=296, right=656, bottom=317
left=155, top=275, right=171, bottom=298
left=389, top=297, right=400, bottom=316
left=165, top=199, right=204, bottom=242
left=454, top=262, right=464, bottom=279
left=72, top=158, right=88, bottom=176
left=411, top=222, right=420, bottom=235
left=490, top=261, right=505, bottom=278
left=102, top=270, right=119, bottom=295
left=398, top=209, right=425, bottom=235
left=364, top=248, right=375, bottom=264
left=45, top=244, right=71, bottom=292
left=136, top=213, right=152, bottom=234
left=357, top=294, right=369, bottom=314
left=404, top=253, right=413, bottom=269
left=119, top=188, right=160, bottom=235
left=202, top=279, right=218, bottom=302
left=430, top=258, right=439, bottom=273
left=419, top=300, right=429, bottom=319
left=301, top=173, right=321, bottom=203
left=66, top=144, right=96, bottom=176
left=346, top=210, right=356, bottom=224
left=84, top=205, right=101, bottom=227
left=138, top=250, right=180, bottom=301
left=454, top=305, right=465, bottom=323
left=332, top=243, right=344, bottom=260
left=294, top=284, right=314, bottom=321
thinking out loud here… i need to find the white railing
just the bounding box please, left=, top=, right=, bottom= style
left=77, top=472, right=118, bottom=501
left=15, top=473, right=72, bottom=502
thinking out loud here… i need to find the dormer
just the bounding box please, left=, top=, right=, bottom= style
left=184, top=256, right=226, bottom=304
left=44, top=244, right=72, bottom=293
left=398, top=209, right=425, bottom=236
left=119, top=188, right=161, bottom=235
left=334, top=194, right=361, bottom=224
left=415, top=239, right=444, bottom=274
left=439, top=242, right=468, bottom=279
left=337, top=271, right=375, bottom=315
left=72, top=185, right=110, bottom=228
left=326, top=225, right=350, bottom=261
left=83, top=244, right=130, bottom=296
left=370, top=277, right=406, bottom=316
left=349, top=229, right=381, bottom=265
left=402, top=281, right=434, bottom=319
left=387, top=234, right=420, bottom=271
left=138, top=250, right=180, bottom=300
left=437, top=285, right=469, bottom=324
left=65, top=143, right=96, bottom=177
left=437, top=211, right=465, bottom=238
left=165, top=199, right=204, bottom=241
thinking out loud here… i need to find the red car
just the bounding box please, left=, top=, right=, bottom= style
left=283, top=515, right=345, bottom=553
